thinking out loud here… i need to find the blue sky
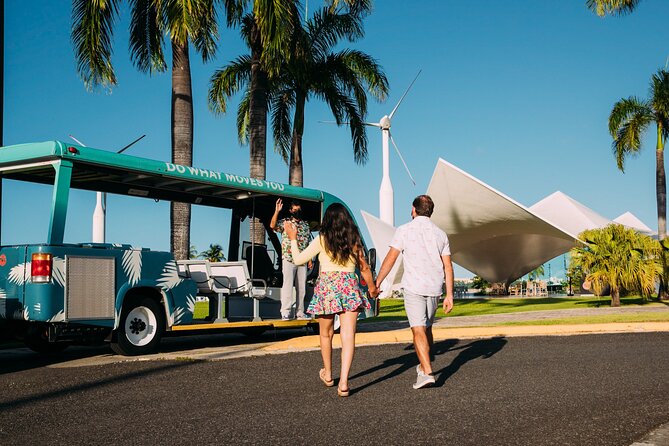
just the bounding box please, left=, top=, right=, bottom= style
left=5, top=1, right=669, bottom=279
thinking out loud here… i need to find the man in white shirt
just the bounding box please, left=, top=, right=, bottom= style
left=375, top=195, right=455, bottom=389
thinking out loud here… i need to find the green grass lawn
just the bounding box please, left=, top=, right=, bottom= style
left=361, top=296, right=668, bottom=323
left=193, top=301, right=210, bottom=319
left=486, top=311, right=669, bottom=327
left=182, top=296, right=669, bottom=325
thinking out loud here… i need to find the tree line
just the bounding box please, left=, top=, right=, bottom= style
left=578, top=0, right=669, bottom=302
left=71, top=0, right=388, bottom=259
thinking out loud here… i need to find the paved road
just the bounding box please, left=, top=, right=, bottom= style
left=2, top=332, right=669, bottom=445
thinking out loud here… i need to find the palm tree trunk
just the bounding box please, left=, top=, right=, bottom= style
left=656, top=126, right=666, bottom=240
left=610, top=288, right=621, bottom=307
left=170, top=41, right=193, bottom=260
left=248, top=22, right=267, bottom=244
left=289, top=93, right=306, bottom=187
left=656, top=126, right=669, bottom=300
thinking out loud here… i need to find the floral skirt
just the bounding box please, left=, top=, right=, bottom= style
left=307, top=271, right=371, bottom=315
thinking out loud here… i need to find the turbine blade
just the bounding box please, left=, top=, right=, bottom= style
left=388, top=69, right=422, bottom=120
left=68, top=134, right=86, bottom=146
left=365, top=122, right=382, bottom=128
left=389, top=132, right=416, bottom=186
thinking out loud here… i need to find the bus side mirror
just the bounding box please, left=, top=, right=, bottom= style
left=368, top=248, right=376, bottom=272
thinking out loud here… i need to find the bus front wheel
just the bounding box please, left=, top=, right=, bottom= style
left=111, top=296, right=164, bottom=356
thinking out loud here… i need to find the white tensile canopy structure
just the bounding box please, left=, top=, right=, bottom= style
left=361, top=210, right=404, bottom=292
left=614, top=211, right=654, bottom=235
left=425, top=159, right=581, bottom=284
left=362, top=159, right=654, bottom=287
left=529, top=191, right=610, bottom=236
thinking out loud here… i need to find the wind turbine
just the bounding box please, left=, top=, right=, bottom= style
left=69, top=134, right=145, bottom=243
left=365, top=70, right=420, bottom=226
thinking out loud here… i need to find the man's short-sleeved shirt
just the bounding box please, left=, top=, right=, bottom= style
left=276, top=218, right=311, bottom=263
left=389, top=216, right=451, bottom=296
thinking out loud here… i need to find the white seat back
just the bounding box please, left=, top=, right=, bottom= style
left=208, top=261, right=251, bottom=295
left=176, top=260, right=213, bottom=294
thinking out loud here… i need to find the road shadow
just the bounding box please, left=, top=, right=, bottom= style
left=0, top=360, right=197, bottom=412
left=349, top=337, right=507, bottom=394
left=434, top=337, right=507, bottom=386
left=348, top=338, right=460, bottom=394
left=0, top=328, right=313, bottom=375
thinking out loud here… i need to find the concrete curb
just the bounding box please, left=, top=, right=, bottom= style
left=260, top=322, right=669, bottom=352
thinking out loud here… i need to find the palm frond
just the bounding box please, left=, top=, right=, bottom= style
left=253, top=0, right=300, bottom=73
left=651, top=69, right=669, bottom=125
left=222, top=0, right=246, bottom=27
left=320, top=87, right=367, bottom=163
left=308, top=8, right=363, bottom=58
left=71, top=0, right=121, bottom=90
left=208, top=55, right=252, bottom=114
left=269, top=89, right=295, bottom=162
left=608, top=96, right=652, bottom=171
left=324, top=0, right=373, bottom=16
left=189, top=0, right=219, bottom=62
left=586, top=0, right=642, bottom=17
left=237, top=90, right=251, bottom=145
left=334, top=49, right=389, bottom=101
left=129, top=0, right=167, bottom=74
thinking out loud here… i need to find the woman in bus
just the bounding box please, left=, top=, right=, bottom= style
left=285, top=203, right=379, bottom=397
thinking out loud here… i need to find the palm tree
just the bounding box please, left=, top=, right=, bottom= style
left=199, top=243, right=226, bottom=262
left=586, top=0, right=642, bottom=16
left=528, top=264, right=545, bottom=281
left=71, top=0, right=225, bottom=260
left=570, top=224, right=662, bottom=306
left=608, top=69, right=669, bottom=240
left=209, top=1, right=298, bottom=243
left=271, top=6, right=388, bottom=187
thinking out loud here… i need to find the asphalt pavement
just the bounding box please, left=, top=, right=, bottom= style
left=2, top=332, right=669, bottom=445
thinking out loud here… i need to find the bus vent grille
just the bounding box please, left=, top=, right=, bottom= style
left=65, top=256, right=115, bottom=320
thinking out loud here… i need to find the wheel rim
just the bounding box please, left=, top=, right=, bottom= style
left=125, top=306, right=157, bottom=346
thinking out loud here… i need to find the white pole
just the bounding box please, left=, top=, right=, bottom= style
left=379, top=117, right=394, bottom=226
left=92, top=191, right=106, bottom=243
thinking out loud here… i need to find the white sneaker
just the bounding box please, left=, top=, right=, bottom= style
left=296, top=313, right=311, bottom=320
left=413, top=371, right=435, bottom=389
left=281, top=315, right=291, bottom=320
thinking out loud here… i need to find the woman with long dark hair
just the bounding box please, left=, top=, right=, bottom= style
left=285, top=202, right=379, bottom=396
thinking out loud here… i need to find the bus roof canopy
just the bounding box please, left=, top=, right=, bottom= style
left=0, top=141, right=325, bottom=208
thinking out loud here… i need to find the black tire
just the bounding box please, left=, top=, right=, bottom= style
left=111, top=296, right=165, bottom=356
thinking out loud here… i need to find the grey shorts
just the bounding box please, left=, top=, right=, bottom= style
left=403, top=290, right=440, bottom=327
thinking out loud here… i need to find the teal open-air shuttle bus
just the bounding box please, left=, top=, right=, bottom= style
left=0, top=141, right=376, bottom=355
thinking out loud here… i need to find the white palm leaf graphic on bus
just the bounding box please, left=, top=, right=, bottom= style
left=52, top=257, right=66, bottom=287
left=48, top=309, right=65, bottom=322
left=121, top=249, right=143, bottom=286
left=186, top=294, right=196, bottom=314
left=169, top=306, right=185, bottom=326
left=8, top=263, right=29, bottom=285
left=157, top=261, right=183, bottom=290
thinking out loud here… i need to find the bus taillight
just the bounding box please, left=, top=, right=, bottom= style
left=31, top=253, right=53, bottom=283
